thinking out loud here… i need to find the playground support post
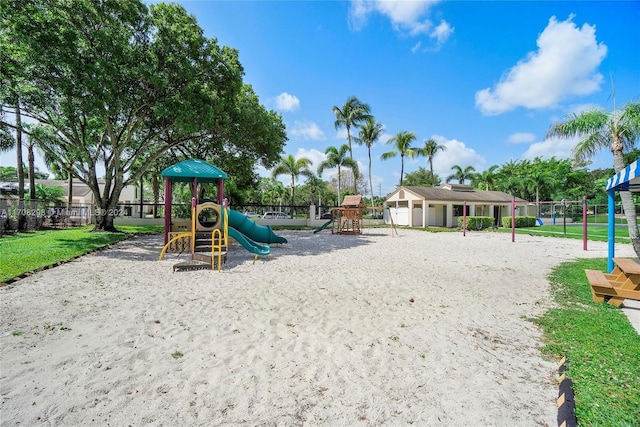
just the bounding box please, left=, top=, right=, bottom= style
left=607, top=188, right=615, bottom=272
left=562, top=199, right=567, bottom=237
left=463, top=200, right=467, bottom=237
left=511, top=198, right=515, bottom=242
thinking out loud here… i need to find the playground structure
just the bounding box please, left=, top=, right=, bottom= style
left=331, top=195, right=364, bottom=235
left=158, top=159, right=287, bottom=271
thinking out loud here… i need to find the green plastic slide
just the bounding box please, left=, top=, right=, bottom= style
left=313, top=220, right=332, bottom=234
left=227, top=227, right=271, bottom=256
left=226, top=209, right=287, bottom=244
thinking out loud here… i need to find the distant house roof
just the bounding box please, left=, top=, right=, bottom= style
left=161, top=159, right=228, bottom=183
left=387, top=185, right=527, bottom=204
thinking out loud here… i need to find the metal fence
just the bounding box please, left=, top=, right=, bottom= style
left=0, top=198, right=92, bottom=236
left=536, top=201, right=639, bottom=225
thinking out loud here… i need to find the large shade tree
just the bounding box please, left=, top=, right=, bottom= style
left=547, top=101, right=640, bottom=255
left=381, top=131, right=417, bottom=186
left=271, top=154, right=313, bottom=210
left=0, top=0, right=285, bottom=231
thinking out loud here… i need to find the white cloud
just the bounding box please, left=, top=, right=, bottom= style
left=427, top=135, right=486, bottom=179
left=290, top=120, right=325, bottom=140
left=349, top=0, right=445, bottom=36
left=296, top=148, right=325, bottom=177
left=475, top=16, right=607, bottom=115
left=521, top=136, right=577, bottom=161
left=507, top=132, right=537, bottom=144
left=430, top=20, right=453, bottom=46
left=335, top=128, right=349, bottom=141
left=274, top=92, right=300, bottom=112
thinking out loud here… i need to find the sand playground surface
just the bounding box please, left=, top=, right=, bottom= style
left=1, top=229, right=637, bottom=426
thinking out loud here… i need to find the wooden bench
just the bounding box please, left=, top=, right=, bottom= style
left=585, top=269, right=640, bottom=307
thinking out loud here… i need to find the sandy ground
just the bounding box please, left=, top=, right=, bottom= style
left=1, top=229, right=636, bottom=426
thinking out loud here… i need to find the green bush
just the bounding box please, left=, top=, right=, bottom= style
left=501, top=216, right=537, bottom=228
left=457, top=216, right=494, bottom=230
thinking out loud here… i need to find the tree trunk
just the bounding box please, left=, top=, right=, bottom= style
left=618, top=191, right=640, bottom=255
left=93, top=200, right=119, bottom=232
left=67, top=169, right=73, bottom=213
left=91, top=181, right=124, bottom=233
left=368, top=148, right=374, bottom=212
left=152, top=174, right=160, bottom=218
left=15, top=103, right=26, bottom=231
left=612, top=149, right=640, bottom=256
left=429, top=158, right=435, bottom=187
left=27, top=142, right=37, bottom=229
left=27, top=143, right=36, bottom=200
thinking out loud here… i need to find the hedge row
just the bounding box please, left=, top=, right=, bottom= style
left=457, top=216, right=537, bottom=229
left=457, top=216, right=494, bottom=230
left=501, top=216, right=537, bottom=228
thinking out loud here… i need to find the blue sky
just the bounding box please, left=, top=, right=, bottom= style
left=178, top=0, right=640, bottom=196
left=2, top=0, right=639, bottom=197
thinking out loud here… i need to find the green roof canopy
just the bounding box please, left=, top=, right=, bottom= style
left=161, top=159, right=227, bottom=183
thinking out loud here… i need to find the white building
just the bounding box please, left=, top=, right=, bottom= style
left=384, top=184, right=531, bottom=228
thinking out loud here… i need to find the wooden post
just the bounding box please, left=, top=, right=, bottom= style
left=511, top=198, right=515, bottom=242
left=463, top=200, right=467, bottom=237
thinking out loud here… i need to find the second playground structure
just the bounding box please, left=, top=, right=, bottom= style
left=329, top=195, right=364, bottom=235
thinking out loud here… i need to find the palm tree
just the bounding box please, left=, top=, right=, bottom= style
left=380, top=131, right=417, bottom=186
left=271, top=154, right=313, bottom=211
left=333, top=96, right=372, bottom=158
left=318, top=144, right=358, bottom=204
left=355, top=117, right=383, bottom=210
left=301, top=173, right=327, bottom=207
left=546, top=101, right=640, bottom=255
left=527, top=169, right=557, bottom=218
left=415, top=138, right=447, bottom=187
left=473, top=164, right=500, bottom=191
left=446, top=164, right=476, bottom=184
left=263, top=179, right=289, bottom=206
left=333, top=96, right=371, bottom=192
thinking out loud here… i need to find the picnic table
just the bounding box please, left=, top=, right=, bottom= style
left=585, top=258, right=640, bottom=307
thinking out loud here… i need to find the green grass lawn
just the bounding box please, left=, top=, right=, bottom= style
left=497, top=224, right=632, bottom=243
left=0, top=225, right=162, bottom=283
left=534, top=258, right=640, bottom=425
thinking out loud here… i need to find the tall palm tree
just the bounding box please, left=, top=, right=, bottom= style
left=271, top=154, right=313, bottom=210
left=318, top=144, right=358, bottom=204
left=333, top=96, right=371, bottom=192
left=333, top=96, right=372, bottom=158
left=446, top=164, right=476, bottom=184
left=473, top=164, right=500, bottom=191
left=547, top=101, right=640, bottom=255
left=380, top=131, right=417, bottom=186
left=355, top=117, right=383, bottom=210
left=415, top=138, right=447, bottom=187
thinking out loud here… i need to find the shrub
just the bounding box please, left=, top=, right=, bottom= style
left=501, top=216, right=537, bottom=228
left=458, top=216, right=494, bottom=230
